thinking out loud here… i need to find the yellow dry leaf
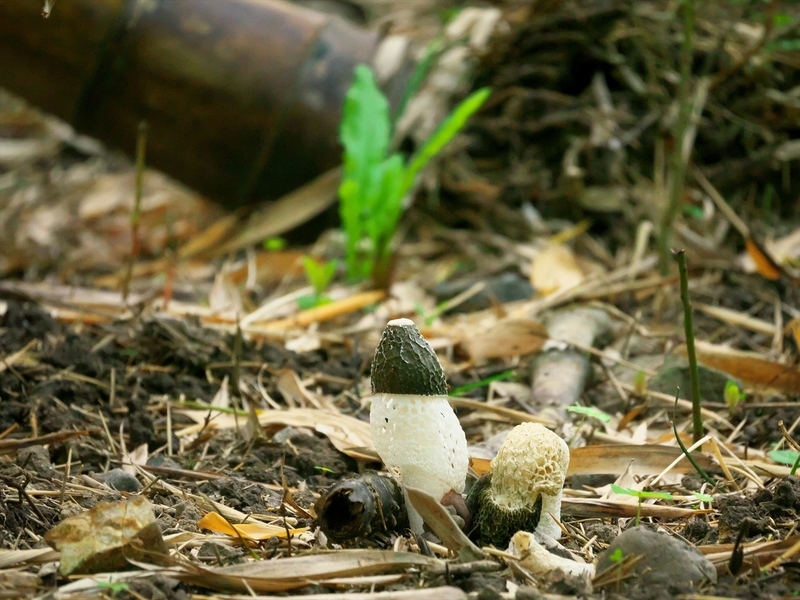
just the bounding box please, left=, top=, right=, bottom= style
left=530, top=244, right=584, bottom=295
left=197, top=512, right=307, bottom=541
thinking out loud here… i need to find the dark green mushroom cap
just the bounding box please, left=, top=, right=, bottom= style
left=371, top=318, right=448, bottom=396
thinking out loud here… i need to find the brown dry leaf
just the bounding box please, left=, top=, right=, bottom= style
left=788, top=317, right=800, bottom=351
left=275, top=368, right=332, bottom=410
left=261, top=290, right=387, bottom=331
left=0, top=429, right=94, bottom=455
left=701, top=534, right=800, bottom=574
left=217, top=167, right=340, bottom=255
left=451, top=398, right=555, bottom=427
left=176, top=407, right=373, bottom=458
left=462, top=318, right=548, bottom=361
left=739, top=227, right=800, bottom=278
left=0, top=548, right=58, bottom=569
left=561, top=497, right=703, bottom=519
left=197, top=512, right=307, bottom=541
left=405, top=486, right=486, bottom=562
left=223, top=250, right=305, bottom=286
left=174, top=549, right=442, bottom=593
left=570, top=444, right=715, bottom=476
left=530, top=244, right=585, bottom=295
left=743, top=237, right=783, bottom=280
left=176, top=212, right=241, bottom=260
left=471, top=444, right=715, bottom=478
left=121, top=443, right=148, bottom=477
left=677, top=341, right=800, bottom=394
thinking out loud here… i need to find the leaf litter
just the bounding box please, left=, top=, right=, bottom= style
left=1, top=1, right=800, bottom=599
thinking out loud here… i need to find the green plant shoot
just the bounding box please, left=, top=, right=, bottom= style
left=768, top=449, right=800, bottom=476
left=339, top=65, right=490, bottom=284
left=567, top=404, right=612, bottom=423
left=297, top=256, right=337, bottom=310
left=263, top=236, right=286, bottom=251
left=303, top=256, right=337, bottom=296
left=724, top=379, right=743, bottom=414
left=633, top=370, right=647, bottom=395
left=611, top=484, right=673, bottom=525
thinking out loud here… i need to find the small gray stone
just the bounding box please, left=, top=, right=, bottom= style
left=597, top=526, right=717, bottom=587
left=17, top=445, right=56, bottom=479
left=95, top=468, right=142, bottom=492
left=649, top=354, right=739, bottom=402
left=434, top=273, right=534, bottom=314
left=146, top=455, right=182, bottom=470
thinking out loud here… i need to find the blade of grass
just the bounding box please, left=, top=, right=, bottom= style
left=672, top=392, right=717, bottom=489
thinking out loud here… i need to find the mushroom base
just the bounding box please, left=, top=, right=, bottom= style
left=465, top=473, right=543, bottom=549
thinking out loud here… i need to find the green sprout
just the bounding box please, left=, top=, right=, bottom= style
left=567, top=405, right=612, bottom=423
left=263, top=237, right=286, bottom=251
left=96, top=581, right=130, bottom=594
left=297, top=256, right=338, bottom=310
left=723, top=379, right=743, bottom=414
left=633, top=370, right=648, bottom=395
left=339, top=65, right=490, bottom=286
left=609, top=547, right=624, bottom=563
left=692, top=492, right=714, bottom=503
left=611, top=484, right=674, bottom=526
left=768, top=449, right=800, bottom=476
left=314, top=465, right=336, bottom=475
left=449, top=370, right=516, bottom=397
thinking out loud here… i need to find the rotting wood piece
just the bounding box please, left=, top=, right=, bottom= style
left=315, top=472, right=408, bottom=542
left=0, top=0, right=397, bottom=207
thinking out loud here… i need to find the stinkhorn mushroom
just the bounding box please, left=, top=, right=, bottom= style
left=369, top=318, right=469, bottom=534
left=466, top=422, right=569, bottom=547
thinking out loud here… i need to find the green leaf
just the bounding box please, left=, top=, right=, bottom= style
left=263, top=236, right=286, bottom=251
left=768, top=449, right=800, bottom=466
left=724, top=379, right=742, bottom=410
left=609, top=548, right=624, bottom=563
left=393, top=39, right=442, bottom=128
left=338, top=65, right=392, bottom=279
left=692, top=492, right=714, bottom=503
left=296, top=294, right=332, bottom=311
left=450, top=370, right=516, bottom=397
left=403, top=87, right=490, bottom=195
left=302, top=256, right=337, bottom=295
left=567, top=405, right=612, bottom=423
left=610, top=484, right=673, bottom=499
left=366, top=154, right=405, bottom=265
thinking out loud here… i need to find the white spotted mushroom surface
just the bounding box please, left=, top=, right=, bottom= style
left=370, top=393, right=469, bottom=532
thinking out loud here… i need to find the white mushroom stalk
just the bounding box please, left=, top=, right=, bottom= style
left=369, top=318, right=469, bottom=534
left=466, top=422, right=570, bottom=547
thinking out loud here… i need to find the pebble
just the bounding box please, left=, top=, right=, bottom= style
left=596, top=526, right=717, bottom=586
left=95, top=468, right=143, bottom=492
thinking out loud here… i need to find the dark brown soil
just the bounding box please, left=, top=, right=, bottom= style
left=2, top=300, right=800, bottom=599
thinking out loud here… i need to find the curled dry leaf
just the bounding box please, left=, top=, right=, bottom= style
left=176, top=407, right=373, bottom=459
left=470, top=444, right=716, bottom=478
left=197, top=512, right=307, bottom=541
left=462, top=318, right=548, bottom=362
left=173, top=549, right=443, bottom=593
